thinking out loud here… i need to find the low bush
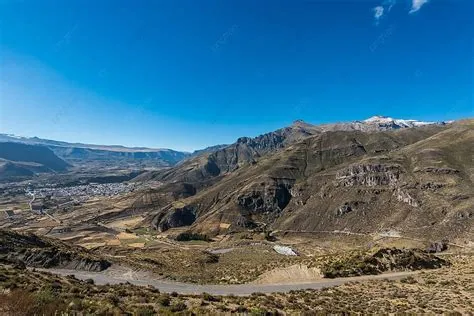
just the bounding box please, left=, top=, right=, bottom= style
left=175, top=232, right=210, bottom=242
left=135, top=305, right=155, bottom=316
left=201, top=292, right=220, bottom=302
left=157, top=294, right=171, bottom=306
left=170, top=300, right=187, bottom=312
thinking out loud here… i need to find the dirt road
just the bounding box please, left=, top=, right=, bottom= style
left=44, top=267, right=417, bottom=296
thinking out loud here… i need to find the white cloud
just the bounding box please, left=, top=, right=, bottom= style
left=384, top=0, right=396, bottom=12
left=409, top=0, right=429, bottom=13
left=373, top=6, right=385, bottom=23
left=373, top=0, right=397, bottom=25
left=372, top=0, right=428, bottom=25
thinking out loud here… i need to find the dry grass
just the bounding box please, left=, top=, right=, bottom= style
left=105, top=216, right=144, bottom=229
left=116, top=232, right=139, bottom=240
left=127, top=242, right=145, bottom=248
left=114, top=243, right=302, bottom=284
left=0, top=253, right=472, bottom=314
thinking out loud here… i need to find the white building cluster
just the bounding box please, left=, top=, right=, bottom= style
left=27, top=183, right=136, bottom=200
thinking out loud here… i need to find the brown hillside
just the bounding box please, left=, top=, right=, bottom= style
left=131, top=120, right=472, bottom=245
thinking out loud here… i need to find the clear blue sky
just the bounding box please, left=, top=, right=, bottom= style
left=0, top=0, right=472, bottom=151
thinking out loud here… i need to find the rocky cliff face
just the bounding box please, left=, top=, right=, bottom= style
left=151, top=205, right=197, bottom=232
left=336, top=164, right=401, bottom=187
left=237, top=184, right=292, bottom=215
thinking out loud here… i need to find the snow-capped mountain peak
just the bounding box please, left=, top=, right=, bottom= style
left=364, top=115, right=393, bottom=123
left=363, top=116, right=436, bottom=128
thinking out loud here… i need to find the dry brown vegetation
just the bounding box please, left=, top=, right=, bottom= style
left=0, top=253, right=472, bottom=315
left=1, top=121, right=473, bottom=315
left=93, top=229, right=451, bottom=285
left=104, top=242, right=302, bottom=284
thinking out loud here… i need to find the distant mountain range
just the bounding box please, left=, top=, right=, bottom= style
left=0, top=116, right=452, bottom=181
left=136, top=116, right=450, bottom=185
left=0, top=134, right=190, bottom=168
left=0, top=134, right=177, bottom=152
left=0, top=134, right=231, bottom=161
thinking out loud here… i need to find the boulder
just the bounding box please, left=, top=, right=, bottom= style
left=426, top=240, right=449, bottom=253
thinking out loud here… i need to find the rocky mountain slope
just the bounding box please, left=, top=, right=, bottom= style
left=190, top=144, right=230, bottom=157
left=0, top=229, right=110, bottom=271
left=136, top=116, right=448, bottom=185
left=0, top=161, right=35, bottom=180
left=126, top=117, right=472, bottom=245
left=0, top=142, right=70, bottom=172
left=321, top=248, right=449, bottom=278
left=0, top=142, right=71, bottom=180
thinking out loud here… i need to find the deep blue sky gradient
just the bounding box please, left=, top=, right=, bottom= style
left=0, top=0, right=472, bottom=151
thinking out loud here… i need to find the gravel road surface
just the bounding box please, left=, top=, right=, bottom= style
left=43, top=267, right=417, bottom=296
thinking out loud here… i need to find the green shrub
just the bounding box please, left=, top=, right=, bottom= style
left=250, top=307, right=270, bottom=316
left=35, top=288, right=56, bottom=306
left=84, top=278, right=95, bottom=285
left=400, top=276, right=417, bottom=284
left=201, top=292, right=220, bottom=302
left=170, top=300, right=187, bottom=312
left=235, top=305, right=248, bottom=313
left=157, top=294, right=171, bottom=306
left=135, top=305, right=156, bottom=316
left=175, top=232, right=210, bottom=242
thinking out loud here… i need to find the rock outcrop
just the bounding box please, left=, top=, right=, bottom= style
left=426, top=240, right=449, bottom=253
left=237, top=183, right=292, bottom=215
left=3, top=248, right=110, bottom=271
left=322, top=248, right=450, bottom=278
left=415, top=167, right=460, bottom=174
left=394, top=188, right=419, bottom=207
left=0, top=230, right=110, bottom=272
left=335, top=201, right=367, bottom=217
left=336, top=164, right=401, bottom=187
left=151, top=206, right=197, bottom=232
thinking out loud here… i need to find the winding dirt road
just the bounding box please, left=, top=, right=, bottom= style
left=44, top=267, right=418, bottom=296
